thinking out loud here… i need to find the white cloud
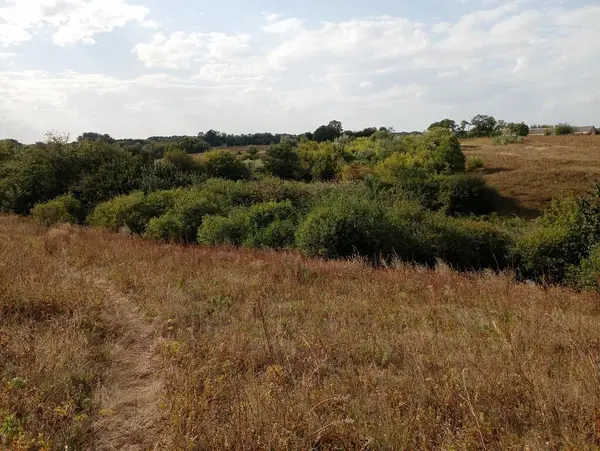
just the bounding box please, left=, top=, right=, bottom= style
left=0, top=0, right=149, bottom=47
left=265, top=16, right=428, bottom=69
left=262, top=17, right=304, bottom=34
left=3, top=1, right=600, bottom=142
left=134, top=31, right=251, bottom=69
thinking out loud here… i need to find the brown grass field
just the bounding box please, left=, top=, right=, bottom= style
left=2, top=216, right=600, bottom=449
left=463, top=135, right=600, bottom=217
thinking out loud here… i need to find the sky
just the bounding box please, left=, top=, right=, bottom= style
left=0, top=0, right=599, bottom=142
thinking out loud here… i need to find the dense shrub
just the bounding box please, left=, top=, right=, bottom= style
left=505, top=122, right=530, bottom=137
left=379, top=172, right=497, bottom=216
left=513, top=224, right=572, bottom=283
left=466, top=156, right=484, bottom=171
left=88, top=191, right=175, bottom=234
left=424, top=215, right=511, bottom=270
left=0, top=144, right=73, bottom=214
left=204, top=150, right=250, bottom=180
left=31, top=194, right=82, bottom=226
left=295, top=196, right=397, bottom=261
left=419, top=127, right=466, bottom=174
left=170, top=189, right=222, bottom=242
left=297, top=142, right=339, bottom=181
left=492, top=129, right=524, bottom=145
left=69, top=140, right=145, bottom=210
left=139, top=162, right=203, bottom=192
left=198, top=201, right=297, bottom=248
left=555, top=123, right=575, bottom=136
left=143, top=213, right=186, bottom=243
left=163, top=149, right=202, bottom=172
left=512, top=196, right=589, bottom=283
left=241, top=201, right=297, bottom=248
left=198, top=212, right=249, bottom=246
left=198, top=178, right=322, bottom=210
left=435, top=174, right=498, bottom=216
left=568, top=244, right=600, bottom=291
left=264, top=143, right=304, bottom=180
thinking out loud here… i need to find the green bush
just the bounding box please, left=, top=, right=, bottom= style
left=70, top=140, right=145, bottom=210
left=31, top=194, right=82, bottom=226
left=424, top=215, right=511, bottom=270
left=204, top=150, right=250, bottom=180
left=513, top=224, right=572, bottom=283
left=420, top=127, right=466, bottom=174
left=382, top=172, right=497, bottom=216
left=435, top=174, right=498, bottom=216
left=87, top=190, right=175, bottom=234
left=505, top=122, right=530, bottom=137
left=297, top=141, right=347, bottom=181
left=555, top=123, right=575, bottom=136
left=170, top=189, right=222, bottom=243
left=198, top=178, right=322, bottom=211
left=88, top=192, right=146, bottom=232
left=198, top=212, right=249, bottom=246
left=568, top=244, right=600, bottom=291
left=163, top=149, right=201, bottom=172
left=241, top=201, right=297, bottom=248
left=492, top=129, right=524, bottom=145
left=0, top=144, right=73, bottom=214
left=143, top=213, right=186, bottom=243
left=264, top=143, right=304, bottom=180
left=295, top=196, right=397, bottom=261
left=466, top=156, right=484, bottom=171
left=139, top=162, right=203, bottom=192
left=198, top=201, right=297, bottom=249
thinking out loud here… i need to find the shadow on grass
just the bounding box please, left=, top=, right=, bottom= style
left=482, top=167, right=513, bottom=175
left=492, top=193, right=540, bottom=218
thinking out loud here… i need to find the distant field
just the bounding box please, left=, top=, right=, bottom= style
left=2, top=216, right=600, bottom=449
left=463, top=136, right=600, bottom=217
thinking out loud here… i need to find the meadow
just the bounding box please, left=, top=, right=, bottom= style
left=463, top=136, right=600, bottom=217
left=1, top=216, right=600, bottom=449
left=3, top=129, right=600, bottom=449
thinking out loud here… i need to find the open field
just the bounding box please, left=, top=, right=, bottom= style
left=2, top=215, right=600, bottom=449
left=463, top=136, right=600, bottom=217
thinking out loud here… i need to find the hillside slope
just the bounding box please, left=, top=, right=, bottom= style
left=1, top=216, right=600, bottom=449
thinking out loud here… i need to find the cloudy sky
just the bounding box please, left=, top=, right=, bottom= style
left=0, top=0, right=599, bottom=142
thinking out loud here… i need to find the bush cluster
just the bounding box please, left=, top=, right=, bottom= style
left=12, top=128, right=600, bottom=291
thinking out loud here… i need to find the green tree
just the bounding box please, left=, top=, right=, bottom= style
left=202, top=129, right=223, bottom=147
left=428, top=119, right=457, bottom=134
left=313, top=124, right=340, bottom=142
left=177, top=136, right=211, bottom=154
left=328, top=120, right=343, bottom=136
left=264, top=143, right=304, bottom=180
left=469, top=114, right=497, bottom=137
left=77, top=132, right=115, bottom=143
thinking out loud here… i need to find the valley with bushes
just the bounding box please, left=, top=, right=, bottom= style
left=2, top=120, right=600, bottom=449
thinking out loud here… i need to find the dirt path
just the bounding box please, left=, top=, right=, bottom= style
left=89, top=277, right=167, bottom=450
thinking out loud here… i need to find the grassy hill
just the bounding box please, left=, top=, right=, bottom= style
left=463, top=135, right=600, bottom=217
left=2, top=215, right=599, bottom=449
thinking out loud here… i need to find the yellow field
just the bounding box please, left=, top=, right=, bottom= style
left=463, top=136, right=600, bottom=216
left=2, top=216, right=600, bottom=449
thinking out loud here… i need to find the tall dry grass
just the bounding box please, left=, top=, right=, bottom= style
left=2, top=215, right=600, bottom=448
left=0, top=218, right=114, bottom=449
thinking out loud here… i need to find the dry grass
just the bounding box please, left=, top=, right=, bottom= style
left=0, top=219, right=111, bottom=449
left=2, top=216, right=600, bottom=449
left=463, top=136, right=600, bottom=217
